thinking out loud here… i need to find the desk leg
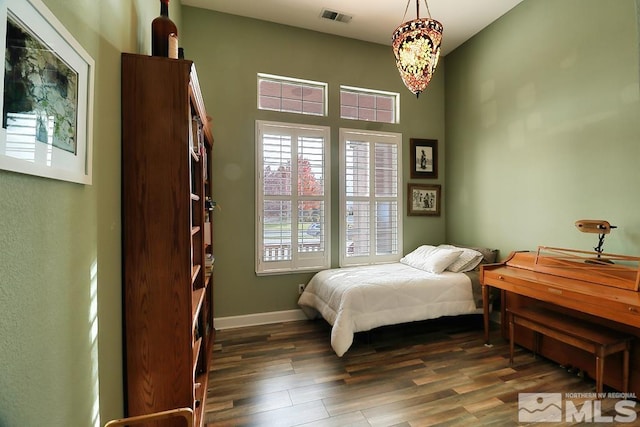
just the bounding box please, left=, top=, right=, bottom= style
left=483, top=285, right=491, bottom=345
left=509, top=313, right=514, bottom=366
left=595, top=353, right=604, bottom=394
left=623, top=344, right=630, bottom=393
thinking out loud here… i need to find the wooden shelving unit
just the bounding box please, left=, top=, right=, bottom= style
left=121, top=53, right=214, bottom=427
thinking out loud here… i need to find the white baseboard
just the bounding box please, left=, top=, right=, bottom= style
left=214, top=309, right=308, bottom=330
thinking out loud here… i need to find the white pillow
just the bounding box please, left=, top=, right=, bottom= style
left=400, top=245, right=463, bottom=274
left=438, top=244, right=484, bottom=273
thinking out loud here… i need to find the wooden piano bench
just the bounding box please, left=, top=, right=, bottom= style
left=507, top=306, right=633, bottom=393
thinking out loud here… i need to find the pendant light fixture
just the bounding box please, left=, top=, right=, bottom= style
left=392, top=0, right=443, bottom=98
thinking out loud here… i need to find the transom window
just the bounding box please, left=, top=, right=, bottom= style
left=340, top=85, right=400, bottom=124
left=258, top=73, right=327, bottom=116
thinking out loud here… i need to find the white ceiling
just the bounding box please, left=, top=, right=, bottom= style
left=182, top=0, right=524, bottom=55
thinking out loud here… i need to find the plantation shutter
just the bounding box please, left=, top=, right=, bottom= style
left=256, top=121, right=330, bottom=274
left=340, top=128, right=402, bottom=266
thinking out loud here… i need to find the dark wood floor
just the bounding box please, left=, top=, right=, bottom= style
left=204, top=316, right=638, bottom=426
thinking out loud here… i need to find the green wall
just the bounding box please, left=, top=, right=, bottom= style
left=181, top=8, right=447, bottom=318
left=1, top=0, right=636, bottom=425
left=0, top=0, right=182, bottom=425
left=445, top=0, right=640, bottom=258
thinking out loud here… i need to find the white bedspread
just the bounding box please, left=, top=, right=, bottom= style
left=297, top=263, right=479, bottom=357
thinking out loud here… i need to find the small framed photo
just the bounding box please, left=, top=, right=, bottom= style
left=410, top=138, right=438, bottom=179
left=0, top=0, right=95, bottom=184
left=408, top=183, right=441, bottom=216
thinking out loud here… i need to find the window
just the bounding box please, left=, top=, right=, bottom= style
left=340, top=85, right=400, bottom=124
left=258, top=73, right=327, bottom=116
left=256, top=121, right=330, bottom=274
left=339, top=128, right=403, bottom=266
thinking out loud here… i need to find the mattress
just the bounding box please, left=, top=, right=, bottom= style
left=297, top=262, right=482, bottom=356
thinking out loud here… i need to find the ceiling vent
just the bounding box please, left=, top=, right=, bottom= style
left=320, top=8, right=352, bottom=24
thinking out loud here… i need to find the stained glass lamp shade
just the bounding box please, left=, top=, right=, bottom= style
left=392, top=1, right=443, bottom=98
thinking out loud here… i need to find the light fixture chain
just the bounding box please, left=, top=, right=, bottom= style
left=422, top=0, right=432, bottom=18
left=402, top=0, right=411, bottom=22
left=402, top=0, right=432, bottom=21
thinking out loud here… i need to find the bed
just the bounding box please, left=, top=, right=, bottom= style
left=297, top=244, right=498, bottom=356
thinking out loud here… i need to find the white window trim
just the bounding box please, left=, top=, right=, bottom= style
left=339, top=128, right=403, bottom=267
left=255, top=120, right=331, bottom=275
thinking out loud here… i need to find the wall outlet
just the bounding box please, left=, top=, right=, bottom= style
left=298, top=284, right=306, bottom=295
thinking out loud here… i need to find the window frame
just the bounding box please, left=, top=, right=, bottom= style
left=255, top=120, right=331, bottom=275
left=340, top=85, right=400, bottom=124
left=339, top=128, right=403, bottom=267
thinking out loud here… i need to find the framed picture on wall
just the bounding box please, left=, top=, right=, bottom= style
left=410, top=138, right=438, bottom=179
left=408, top=183, right=441, bottom=216
left=0, top=0, right=95, bottom=184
